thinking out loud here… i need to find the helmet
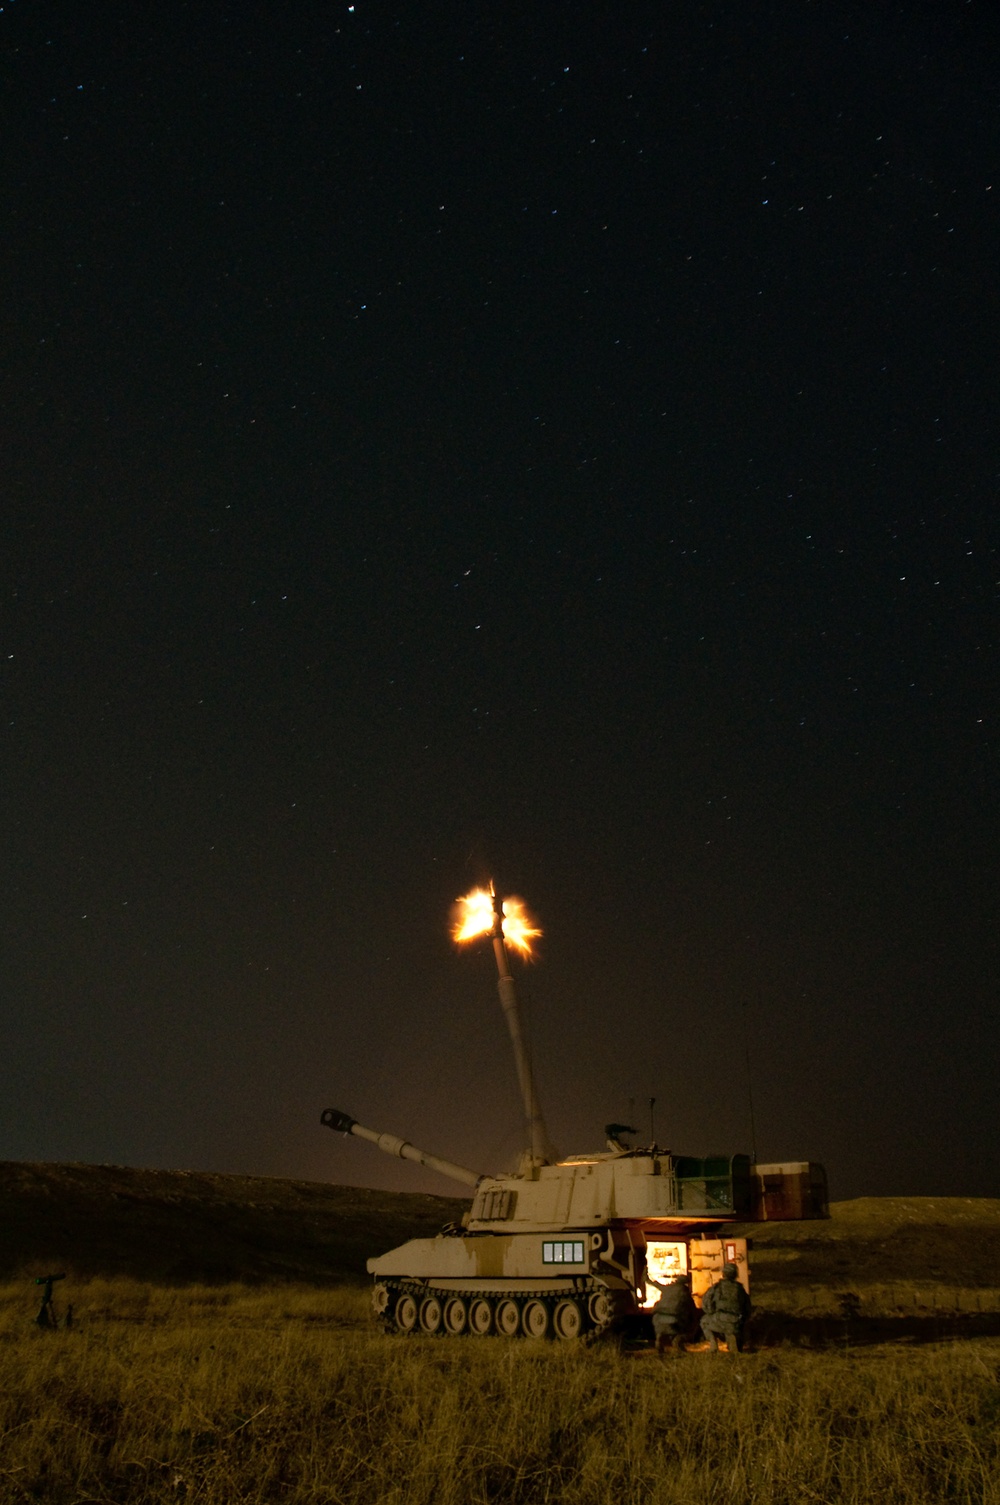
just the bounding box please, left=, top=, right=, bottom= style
left=722, top=1262, right=738, bottom=1279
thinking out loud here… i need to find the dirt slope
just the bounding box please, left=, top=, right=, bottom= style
left=727, top=1196, right=1000, bottom=1325
left=732, top=1196, right=1000, bottom=1285
left=0, top=1161, right=468, bottom=1284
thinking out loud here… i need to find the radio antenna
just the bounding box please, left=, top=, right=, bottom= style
left=743, top=995, right=759, bottom=1162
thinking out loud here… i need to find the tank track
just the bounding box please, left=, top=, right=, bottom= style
left=372, top=1276, right=627, bottom=1342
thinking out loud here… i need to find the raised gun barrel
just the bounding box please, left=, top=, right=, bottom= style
left=488, top=891, right=553, bottom=1169
left=321, top=1108, right=485, bottom=1190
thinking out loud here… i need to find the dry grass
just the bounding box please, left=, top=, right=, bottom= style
left=2, top=1279, right=1000, bottom=1504
left=758, top=1280, right=1000, bottom=1318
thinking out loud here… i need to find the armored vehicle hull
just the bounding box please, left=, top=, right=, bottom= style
left=367, top=1226, right=751, bottom=1339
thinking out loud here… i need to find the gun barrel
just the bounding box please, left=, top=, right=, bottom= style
left=490, top=894, right=553, bottom=1167
left=495, top=963, right=551, bottom=1166
left=321, top=1108, right=484, bottom=1190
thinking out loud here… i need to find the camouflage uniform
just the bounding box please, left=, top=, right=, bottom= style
left=700, top=1263, right=750, bottom=1353
left=650, top=1276, right=696, bottom=1353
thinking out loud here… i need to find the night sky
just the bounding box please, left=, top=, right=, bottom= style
left=3, top=2, right=998, bottom=1203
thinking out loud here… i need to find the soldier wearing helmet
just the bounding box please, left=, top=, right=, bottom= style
left=700, top=1261, right=751, bottom=1353
left=647, top=1272, right=696, bottom=1355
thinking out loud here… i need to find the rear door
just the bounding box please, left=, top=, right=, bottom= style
left=689, top=1237, right=749, bottom=1307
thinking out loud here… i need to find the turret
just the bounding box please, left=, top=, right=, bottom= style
left=465, top=1150, right=756, bottom=1231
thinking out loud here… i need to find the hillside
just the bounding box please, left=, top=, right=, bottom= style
left=731, top=1195, right=1000, bottom=1294
left=0, top=1161, right=469, bottom=1284
left=728, top=1196, right=1000, bottom=1335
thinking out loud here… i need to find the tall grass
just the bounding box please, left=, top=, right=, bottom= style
left=1, top=1279, right=998, bottom=1504
left=754, top=1280, right=1000, bottom=1318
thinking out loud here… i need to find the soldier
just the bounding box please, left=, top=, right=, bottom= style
left=647, top=1273, right=696, bottom=1355
left=700, top=1262, right=751, bottom=1353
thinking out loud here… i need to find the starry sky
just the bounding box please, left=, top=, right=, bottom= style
left=2, top=1, right=998, bottom=1202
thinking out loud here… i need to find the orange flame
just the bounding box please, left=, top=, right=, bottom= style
left=451, top=887, right=542, bottom=958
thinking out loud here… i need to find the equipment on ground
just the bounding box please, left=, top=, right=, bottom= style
left=33, top=1272, right=66, bottom=1330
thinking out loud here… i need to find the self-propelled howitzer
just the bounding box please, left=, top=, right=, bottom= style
left=322, top=1105, right=826, bottom=1339
left=321, top=889, right=827, bottom=1340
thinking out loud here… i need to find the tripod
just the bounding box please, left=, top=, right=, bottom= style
left=34, top=1273, right=67, bottom=1329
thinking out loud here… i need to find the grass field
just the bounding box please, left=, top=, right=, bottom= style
left=3, top=1279, right=1000, bottom=1505
left=5, top=1168, right=1000, bottom=1502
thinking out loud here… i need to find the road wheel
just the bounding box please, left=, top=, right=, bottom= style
left=468, top=1297, right=492, bottom=1335
left=495, top=1298, right=520, bottom=1337
left=588, top=1290, right=612, bottom=1326
left=419, top=1295, right=443, bottom=1334
left=395, top=1294, right=418, bottom=1333
left=521, top=1299, right=550, bottom=1339
left=443, top=1297, right=468, bottom=1336
left=552, top=1299, right=584, bottom=1341
left=371, top=1284, right=391, bottom=1317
